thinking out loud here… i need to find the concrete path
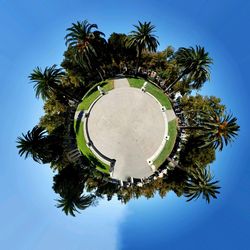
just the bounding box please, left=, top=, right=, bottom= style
left=166, top=110, right=176, bottom=121
left=114, top=78, right=130, bottom=88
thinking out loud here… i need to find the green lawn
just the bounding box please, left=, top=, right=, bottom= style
left=153, top=119, right=177, bottom=168
left=128, top=77, right=145, bottom=88
left=127, top=77, right=172, bottom=109
left=77, top=80, right=114, bottom=111
left=74, top=116, right=110, bottom=174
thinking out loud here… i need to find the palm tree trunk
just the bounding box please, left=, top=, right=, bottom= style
left=51, top=84, right=80, bottom=103
left=175, top=110, right=195, bottom=115
left=96, top=68, right=104, bottom=81
left=164, top=71, right=186, bottom=93
left=169, top=89, right=179, bottom=96
left=135, top=47, right=142, bottom=74
left=179, top=125, right=203, bottom=130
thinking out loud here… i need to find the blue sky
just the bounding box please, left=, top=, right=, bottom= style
left=0, top=0, right=249, bottom=249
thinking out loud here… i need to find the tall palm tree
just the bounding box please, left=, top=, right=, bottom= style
left=184, top=167, right=220, bottom=203
left=56, top=194, right=96, bottom=216
left=165, top=46, right=212, bottom=92
left=65, top=20, right=105, bottom=56
left=16, top=126, right=49, bottom=163
left=65, top=20, right=106, bottom=79
left=127, top=21, right=159, bottom=73
left=180, top=111, right=239, bottom=151
left=199, top=112, right=240, bottom=151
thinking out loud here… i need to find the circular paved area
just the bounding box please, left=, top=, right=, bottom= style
left=86, top=87, right=167, bottom=180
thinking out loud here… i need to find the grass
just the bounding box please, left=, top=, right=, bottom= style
left=74, top=116, right=110, bottom=174
left=127, top=77, right=172, bottom=109
left=153, top=119, right=177, bottom=168
left=128, top=77, right=145, bottom=88
left=77, top=79, right=114, bottom=111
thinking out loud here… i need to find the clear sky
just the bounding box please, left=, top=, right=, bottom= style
left=0, top=0, right=249, bottom=249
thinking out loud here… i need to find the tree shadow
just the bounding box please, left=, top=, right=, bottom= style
left=88, top=155, right=106, bottom=170
left=75, top=111, right=84, bottom=134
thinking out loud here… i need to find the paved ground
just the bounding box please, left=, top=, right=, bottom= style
left=86, top=82, right=166, bottom=180
left=166, top=110, right=176, bottom=121
left=114, top=78, right=130, bottom=88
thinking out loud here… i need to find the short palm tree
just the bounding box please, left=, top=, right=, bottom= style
left=65, top=20, right=106, bottom=75
left=56, top=194, right=96, bottom=216
left=127, top=21, right=159, bottom=73
left=165, top=46, right=212, bottom=92
left=30, top=64, right=64, bottom=100
left=184, top=167, right=220, bottom=203
left=29, top=64, right=79, bottom=102
left=16, top=126, right=48, bottom=163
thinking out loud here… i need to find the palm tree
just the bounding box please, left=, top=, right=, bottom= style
left=53, top=164, right=98, bottom=216
left=165, top=158, right=220, bottom=203
left=180, top=111, right=239, bottom=151
left=16, top=126, right=49, bottom=163
left=30, top=64, right=79, bottom=102
left=165, top=46, right=212, bottom=92
left=127, top=21, right=159, bottom=73
left=65, top=20, right=106, bottom=79
left=184, top=167, right=220, bottom=203
left=56, top=194, right=97, bottom=216
left=29, top=64, right=65, bottom=100
left=199, top=112, right=240, bottom=151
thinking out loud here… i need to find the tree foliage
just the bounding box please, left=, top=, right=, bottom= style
left=184, top=167, right=220, bottom=203
left=29, top=65, right=65, bottom=100
left=165, top=46, right=212, bottom=92
left=127, top=21, right=159, bottom=72
left=108, top=33, right=137, bottom=71
left=198, top=112, right=240, bottom=151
